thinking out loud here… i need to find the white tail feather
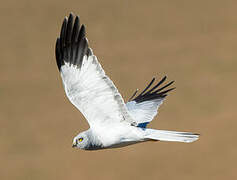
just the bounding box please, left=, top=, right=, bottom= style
left=145, top=129, right=199, bottom=143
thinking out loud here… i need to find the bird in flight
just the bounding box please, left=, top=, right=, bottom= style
left=55, top=13, right=199, bottom=150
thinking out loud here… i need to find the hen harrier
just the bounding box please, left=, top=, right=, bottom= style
left=55, top=13, right=199, bottom=150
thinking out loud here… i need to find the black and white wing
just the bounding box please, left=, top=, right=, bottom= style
left=126, top=77, right=175, bottom=128
left=55, top=13, right=135, bottom=127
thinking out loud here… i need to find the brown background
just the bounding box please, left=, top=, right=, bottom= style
left=1, top=0, right=237, bottom=180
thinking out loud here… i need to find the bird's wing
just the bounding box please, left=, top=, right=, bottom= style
left=55, top=13, right=135, bottom=127
left=126, top=77, right=175, bottom=128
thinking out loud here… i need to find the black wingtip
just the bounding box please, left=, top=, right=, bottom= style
left=69, top=12, right=74, bottom=17
left=55, top=13, right=90, bottom=71
left=130, top=76, right=175, bottom=103
left=55, top=38, right=64, bottom=70
left=128, top=89, right=139, bottom=101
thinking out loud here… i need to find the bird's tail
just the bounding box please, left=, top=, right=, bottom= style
left=144, top=129, right=199, bottom=143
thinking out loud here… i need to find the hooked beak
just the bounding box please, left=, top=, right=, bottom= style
left=72, top=142, right=77, bottom=148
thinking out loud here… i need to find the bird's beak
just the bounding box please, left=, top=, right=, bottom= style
left=72, top=142, right=77, bottom=148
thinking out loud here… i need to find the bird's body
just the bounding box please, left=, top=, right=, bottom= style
left=55, top=13, right=199, bottom=151
left=85, top=125, right=145, bottom=150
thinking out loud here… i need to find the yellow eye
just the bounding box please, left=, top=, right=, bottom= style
left=78, top=138, right=83, bottom=142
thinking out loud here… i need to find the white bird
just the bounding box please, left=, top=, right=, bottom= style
left=55, top=13, right=199, bottom=150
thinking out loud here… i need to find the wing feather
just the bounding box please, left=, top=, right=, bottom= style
left=126, top=77, right=175, bottom=127
left=55, top=13, right=135, bottom=127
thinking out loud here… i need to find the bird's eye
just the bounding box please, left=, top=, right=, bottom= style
left=78, top=138, right=83, bottom=142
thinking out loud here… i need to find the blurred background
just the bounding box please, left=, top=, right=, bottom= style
left=1, top=0, right=237, bottom=179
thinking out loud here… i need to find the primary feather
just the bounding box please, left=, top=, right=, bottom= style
left=126, top=76, right=175, bottom=128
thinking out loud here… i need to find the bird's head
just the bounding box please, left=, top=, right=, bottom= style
left=72, top=131, right=89, bottom=150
